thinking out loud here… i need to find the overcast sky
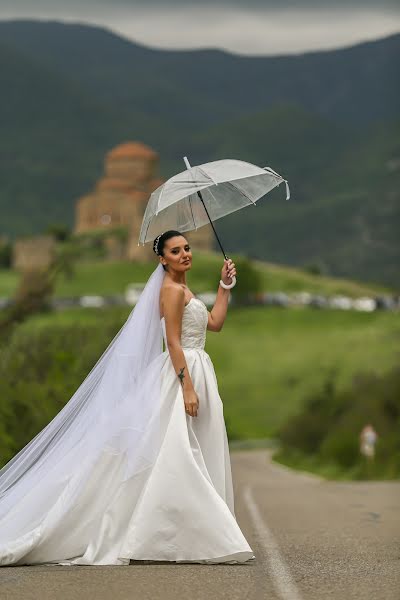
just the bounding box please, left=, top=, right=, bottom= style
left=1, top=0, right=399, bottom=55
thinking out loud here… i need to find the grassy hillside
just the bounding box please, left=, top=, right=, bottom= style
left=1, top=299, right=398, bottom=467
left=0, top=251, right=392, bottom=299
left=211, top=307, right=400, bottom=438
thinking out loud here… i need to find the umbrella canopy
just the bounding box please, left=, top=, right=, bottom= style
left=138, top=159, right=290, bottom=245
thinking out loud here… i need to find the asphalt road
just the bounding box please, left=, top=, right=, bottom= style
left=1, top=449, right=399, bottom=600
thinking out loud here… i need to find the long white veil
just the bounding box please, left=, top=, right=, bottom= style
left=0, top=263, right=165, bottom=531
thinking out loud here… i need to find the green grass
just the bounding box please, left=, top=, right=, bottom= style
left=273, top=445, right=400, bottom=481
left=0, top=251, right=391, bottom=299
left=0, top=269, right=18, bottom=297
left=272, top=449, right=357, bottom=480
left=205, top=306, right=400, bottom=439
left=252, top=259, right=391, bottom=296
left=2, top=254, right=397, bottom=477
left=19, top=305, right=131, bottom=330
left=16, top=303, right=400, bottom=441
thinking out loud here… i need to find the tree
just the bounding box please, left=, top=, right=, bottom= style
left=44, top=223, right=71, bottom=242
left=231, top=256, right=263, bottom=306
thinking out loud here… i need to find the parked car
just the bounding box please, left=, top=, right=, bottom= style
left=125, top=283, right=146, bottom=306
left=79, top=295, right=106, bottom=308
left=51, top=297, right=80, bottom=310
left=196, top=292, right=218, bottom=307
left=104, top=294, right=126, bottom=306
left=352, top=297, right=376, bottom=312
left=309, top=294, right=329, bottom=309
left=263, top=292, right=290, bottom=307
left=0, top=297, right=11, bottom=310
left=289, top=291, right=312, bottom=306
left=328, top=295, right=352, bottom=310
left=374, top=295, right=396, bottom=310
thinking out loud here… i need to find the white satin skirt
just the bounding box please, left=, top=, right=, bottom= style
left=0, top=347, right=255, bottom=566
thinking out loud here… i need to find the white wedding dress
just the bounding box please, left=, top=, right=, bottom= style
left=0, top=296, right=254, bottom=566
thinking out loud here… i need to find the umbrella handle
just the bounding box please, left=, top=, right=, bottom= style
left=183, top=155, right=236, bottom=289
left=220, top=276, right=237, bottom=289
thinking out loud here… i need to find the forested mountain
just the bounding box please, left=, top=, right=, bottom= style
left=0, top=20, right=398, bottom=126
left=0, top=20, right=398, bottom=286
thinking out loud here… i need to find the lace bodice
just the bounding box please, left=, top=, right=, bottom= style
left=161, top=298, right=208, bottom=350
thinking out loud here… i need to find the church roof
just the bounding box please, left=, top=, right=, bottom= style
left=107, top=142, right=158, bottom=160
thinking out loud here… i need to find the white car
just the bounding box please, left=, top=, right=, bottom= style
left=125, top=283, right=146, bottom=306
left=79, top=295, right=106, bottom=308
left=329, top=295, right=352, bottom=310
left=290, top=291, right=312, bottom=306
left=196, top=292, right=219, bottom=307
left=352, top=297, right=376, bottom=312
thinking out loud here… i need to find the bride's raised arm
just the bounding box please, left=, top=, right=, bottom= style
left=207, top=259, right=237, bottom=332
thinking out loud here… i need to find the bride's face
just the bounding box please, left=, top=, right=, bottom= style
left=161, top=236, right=192, bottom=272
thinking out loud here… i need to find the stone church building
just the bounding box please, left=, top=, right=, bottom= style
left=74, top=141, right=213, bottom=261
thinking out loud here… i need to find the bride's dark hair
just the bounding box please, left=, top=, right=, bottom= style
left=153, top=230, right=186, bottom=270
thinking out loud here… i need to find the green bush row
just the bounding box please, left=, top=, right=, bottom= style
left=275, top=366, right=400, bottom=479
left=0, top=309, right=126, bottom=466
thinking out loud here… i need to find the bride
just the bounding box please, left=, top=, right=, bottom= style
left=0, top=230, right=255, bottom=566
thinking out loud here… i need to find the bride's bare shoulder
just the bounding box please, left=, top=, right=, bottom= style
left=159, top=283, right=185, bottom=317
left=160, top=282, right=185, bottom=300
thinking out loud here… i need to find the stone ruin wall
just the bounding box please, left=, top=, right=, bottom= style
left=74, top=141, right=214, bottom=262
left=12, top=235, right=56, bottom=272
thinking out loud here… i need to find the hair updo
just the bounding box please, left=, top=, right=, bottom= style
left=153, top=230, right=186, bottom=271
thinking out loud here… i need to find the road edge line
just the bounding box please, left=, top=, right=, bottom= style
left=243, top=485, right=303, bottom=600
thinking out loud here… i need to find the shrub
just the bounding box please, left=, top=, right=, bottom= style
left=277, top=366, right=400, bottom=479
left=0, top=311, right=125, bottom=466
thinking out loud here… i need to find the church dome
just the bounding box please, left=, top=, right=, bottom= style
left=107, top=142, right=158, bottom=160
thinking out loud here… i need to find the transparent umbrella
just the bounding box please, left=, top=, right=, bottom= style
left=138, top=157, right=290, bottom=288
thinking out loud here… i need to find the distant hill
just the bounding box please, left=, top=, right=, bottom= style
left=0, top=20, right=398, bottom=127
left=0, top=34, right=175, bottom=233
left=0, top=20, right=398, bottom=287
left=196, top=106, right=400, bottom=286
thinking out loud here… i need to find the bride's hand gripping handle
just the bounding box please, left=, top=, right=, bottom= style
left=220, top=258, right=237, bottom=289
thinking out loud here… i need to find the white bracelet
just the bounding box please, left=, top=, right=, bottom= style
left=219, top=276, right=236, bottom=290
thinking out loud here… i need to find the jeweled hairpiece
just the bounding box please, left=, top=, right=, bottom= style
left=153, top=232, right=165, bottom=256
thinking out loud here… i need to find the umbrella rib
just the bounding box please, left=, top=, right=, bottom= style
left=188, top=194, right=197, bottom=230
left=184, top=165, right=200, bottom=230
left=226, top=181, right=257, bottom=205
left=155, top=184, right=164, bottom=216
left=197, top=165, right=217, bottom=186
left=178, top=179, right=206, bottom=185
left=144, top=217, right=151, bottom=244
left=140, top=159, right=288, bottom=246
left=262, top=166, right=282, bottom=179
